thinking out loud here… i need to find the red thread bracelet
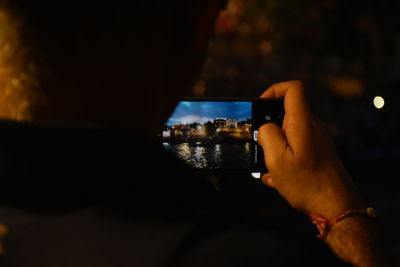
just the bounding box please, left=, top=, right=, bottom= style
left=309, top=207, right=377, bottom=240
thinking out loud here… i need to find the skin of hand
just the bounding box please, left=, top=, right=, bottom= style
left=257, top=80, right=365, bottom=219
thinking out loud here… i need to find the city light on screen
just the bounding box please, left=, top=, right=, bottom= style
left=166, top=101, right=252, bottom=126
left=163, top=101, right=253, bottom=170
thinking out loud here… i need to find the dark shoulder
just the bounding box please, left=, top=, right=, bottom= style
left=0, top=122, right=215, bottom=214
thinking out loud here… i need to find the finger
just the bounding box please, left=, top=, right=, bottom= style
left=258, top=122, right=291, bottom=165
left=261, top=173, right=276, bottom=189
left=261, top=80, right=313, bottom=154
left=260, top=80, right=312, bottom=118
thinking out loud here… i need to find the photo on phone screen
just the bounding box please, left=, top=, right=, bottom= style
left=162, top=98, right=283, bottom=172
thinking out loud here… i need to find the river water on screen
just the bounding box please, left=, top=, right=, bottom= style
left=163, top=142, right=251, bottom=170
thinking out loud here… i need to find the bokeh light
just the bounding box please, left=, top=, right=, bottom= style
left=373, top=96, right=385, bottom=109
left=0, top=5, right=41, bottom=121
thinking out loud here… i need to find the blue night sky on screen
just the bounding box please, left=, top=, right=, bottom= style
left=166, top=101, right=252, bottom=126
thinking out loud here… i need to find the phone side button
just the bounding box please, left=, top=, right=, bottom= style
left=253, top=130, right=258, bottom=142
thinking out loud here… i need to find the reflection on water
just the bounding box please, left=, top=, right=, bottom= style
left=245, top=142, right=250, bottom=153
left=194, top=146, right=207, bottom=168
left=176, top=143, right=191, bottom=161
left=163, top=142, right=251, bottom=170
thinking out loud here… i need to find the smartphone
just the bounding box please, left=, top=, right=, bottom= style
left=162, top=98, right=284, bottom=172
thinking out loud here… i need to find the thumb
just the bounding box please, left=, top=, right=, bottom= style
left=258, top=123, right=288, bottom=167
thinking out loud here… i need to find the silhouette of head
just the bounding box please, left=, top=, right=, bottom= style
left=0, top=0, right=226, bottom=136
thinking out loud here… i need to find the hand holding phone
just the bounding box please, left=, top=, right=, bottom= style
left=258, top=81, right=364, bottom=217
left=257, top=81, right=398, bottom=267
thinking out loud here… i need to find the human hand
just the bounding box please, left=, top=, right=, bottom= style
left=258, top=81, right=365, bottom=218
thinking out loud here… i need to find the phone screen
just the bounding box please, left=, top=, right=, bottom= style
left=162, top=99, right=283, bottom=171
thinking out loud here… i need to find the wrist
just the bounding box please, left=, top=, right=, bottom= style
left=309, top=172, right=366, bottom=219
left=322, top=194, right=367, bottom=219
left=323, top=210, right=395, bottom=267
left=309, top=207, right=377, bottom=240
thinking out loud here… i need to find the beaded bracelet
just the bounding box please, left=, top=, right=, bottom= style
left=309, top=207, right=377, bottom=240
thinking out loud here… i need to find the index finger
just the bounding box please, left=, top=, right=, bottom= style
left=261, top=80, right=312, bottom=119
